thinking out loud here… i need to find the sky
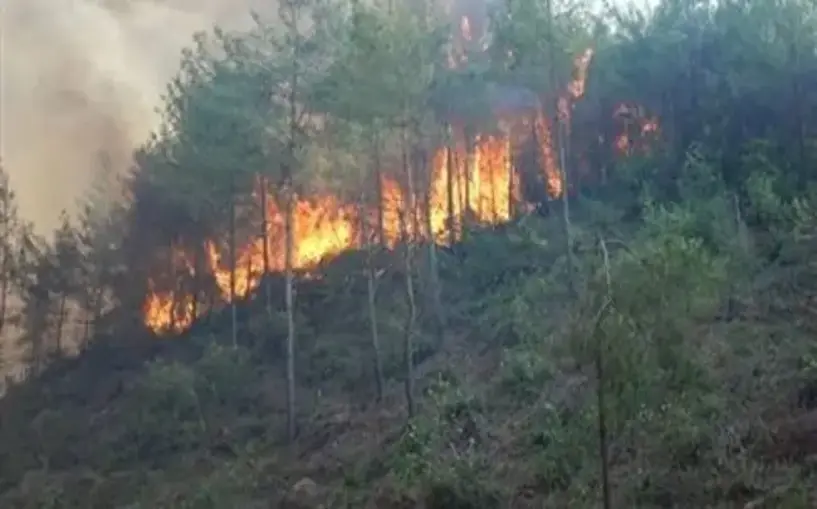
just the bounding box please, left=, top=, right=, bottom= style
left=0, top=0, right=653, bottom=234
left=0, top=0, right=275, bottom=233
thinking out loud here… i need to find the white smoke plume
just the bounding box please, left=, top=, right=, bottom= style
left=1, top=0, right=270, bottom=233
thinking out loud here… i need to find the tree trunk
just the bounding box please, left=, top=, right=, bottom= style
left=261, top=177, right=275, bottom=337
left=789, top=41, right=807, bottom=178
left=362, top=200, right=385, bottom=401
left=418, top=125, right=444, bottom=346
left=82, top=280, right=100, bottom=347
left=87, top=283, right=104, bottom=344
left=463, top=128, right=475, bottom=237
left=284, top=180, right=296, bottom=440
left=83, top=308, right=92, bottom=346
left=506, top=127, right=515, bottom=219
left=597, top=236, right=613, bottom=509
left=285, top=56, right=299, bottom=440
left=546, top=0, right=575, bottom=298
left=191, top=242, right=200, bottom=320
left=0, top=252, right=8, bottom=338
left=169, top=251, right=178, bottom=332
left=446, top=126, right=456, bottom=245
left=55, top=295, right=66, bottom=355
left=373, top=133, right=386, bottom=246
left=229, top=188, right=238, bottom=348
left=401, top=127, right=416, bottom=419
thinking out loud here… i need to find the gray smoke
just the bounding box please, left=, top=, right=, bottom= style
left=1, top=0, right=270, bottom=233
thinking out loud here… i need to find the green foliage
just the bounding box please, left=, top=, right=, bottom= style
left=128, top=361, right=208, bottom=460
left=528, top=402, right=597, bottom=492
left=391, top=374, right=500, bottom=508
left=194, top=343, right=257, bottom=408
left=499, top=342, right=556, bottom=400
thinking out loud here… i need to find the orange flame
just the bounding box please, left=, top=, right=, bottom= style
left=143, top=133, right=524, bottom=333
left=142, top=47, right=596, bottom=334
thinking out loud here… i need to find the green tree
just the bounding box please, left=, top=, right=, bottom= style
left=0, top=162, right=19, bottom=342
left=14, top=223, right=55, bottom=374
left=50, top=212, right=81, bottom=354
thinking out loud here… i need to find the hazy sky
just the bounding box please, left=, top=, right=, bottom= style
left=1, top=0, right=273, bottom=233
left=0, top=0, right=652, bottom=234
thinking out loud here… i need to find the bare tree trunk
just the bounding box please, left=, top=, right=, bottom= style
left=596, top=236, right=613, bottom=509
left=546, top=0, right=575, bottom=298
left=82, top=280, right=100, bottom=347
left=284, top=48, right=299, bottom=440
left=0, top=271, right=7, bottom=338
left=87, top=285, right=104, bottom=344
left=169, top=252, right=178, bottom=332
left=55, top=295, right=66, bottom=355
left=284, top=181, right=296, bottom=439
left=261, top=177, right=275, bottom=340
left=83, top=308, right=92, bottom=346
left=373, top=133, right=386, bottom=246
left=789, top=40, right=807, bottom=176
left=446, top=126, right=456, bottom=245
left=0, top=241, right=8, bottom=337
left=0, top=186, right=13, bottom=338
left=506, top=127, right=515, bottom=219
left=362, top=197, right=385, bottom=401
left=463, top=128, right=475, bottom=237
left=418, top=125, right=445, bottom=346
left=191, top=243, right=200, bottom=320
left=401, top=127, right=417, bottom=418
left=229, top=188, right=238, bottom=348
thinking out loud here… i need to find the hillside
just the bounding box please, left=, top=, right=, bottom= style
left=2, top=193, right=817, bottom=508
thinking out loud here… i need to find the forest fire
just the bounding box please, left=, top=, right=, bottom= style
left=613, top=103, right=661, bottom=155
left=142, top=14, right=598, bottom=334
left=142, top=132, right=525, bottom=333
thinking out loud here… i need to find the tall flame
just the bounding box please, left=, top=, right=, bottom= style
left=142, top=132, right=524, bottom=333
left=142, top=30, right=597, bottom=334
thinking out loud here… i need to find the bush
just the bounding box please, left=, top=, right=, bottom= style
left=194, top=343, right=257, bottom=411
left=499, top=342, right=556, bottom=400
left=529, top=402, right=597, bottom=492
left=127, top=361, right=207, bottom=461
left=390, top=374, right=499, bottom=507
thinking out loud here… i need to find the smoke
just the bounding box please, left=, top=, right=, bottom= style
left=1, top=0, right=269, bottom=233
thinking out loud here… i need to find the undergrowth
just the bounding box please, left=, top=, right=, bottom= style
left=2, top=159, right=817, bottom=508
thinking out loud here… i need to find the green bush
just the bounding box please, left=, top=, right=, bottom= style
left=390, top=374, right=498, bottom=507
left=499, top=342, right=556, bottom=400
left=529, top=402, right=597, bottom=492
left=194, top=343, right=257, bottom=410
left=127, top=361, right=207, bottom=461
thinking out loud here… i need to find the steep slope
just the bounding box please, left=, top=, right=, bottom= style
left=1, top=212, right=817, bottom=509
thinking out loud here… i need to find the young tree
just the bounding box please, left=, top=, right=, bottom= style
left=243, top=0, right=335, bottom=439
left=0, top=163, right=19, bottom=341
left=389, top=0, right=445, bottom=418
left=311, top=2, right=395, bottom=400
left=14, top=224, right=55, bottom=375
left=74, top=158, right=132, bottom=346
left=50, top=212, right=81, bottom=354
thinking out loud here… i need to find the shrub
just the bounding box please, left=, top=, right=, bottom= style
left=499, top=342, right=556, bottom=400
left=390, top=375, right=499, bottom=507
left=127, top=361, right=207, bottom=461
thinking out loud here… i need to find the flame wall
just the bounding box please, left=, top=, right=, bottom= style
left=142, top=44, right=603, bottom=334
left=143, top=129, right=535, bottom=333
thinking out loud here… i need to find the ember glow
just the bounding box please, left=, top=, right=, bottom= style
left=613, top=103, right=661, bottom=155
